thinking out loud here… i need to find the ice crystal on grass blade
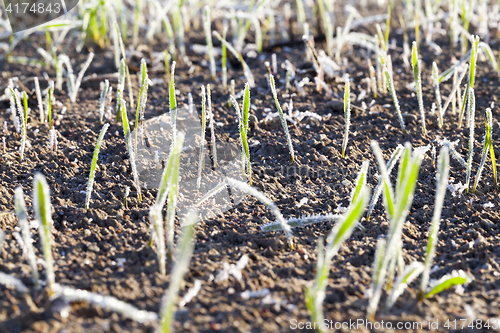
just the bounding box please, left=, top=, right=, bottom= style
left=34, top=77, right=44, bottom=123
left=465, top=89, right=476, bottom=193
left=116, top=59, right=126, bottom=122
left=425, top=270, right=472, bottom=298
left=269, top=74, right=295, bottom=162
left=53, top=284, right=158, bottom=323
left=9, top=88, right=27, bottom=161
left=121, top=101, right=142, bottom=202
left=158, top=211, right=198, bottom=333
left=380, top=55, right=406, bottom=134
left=261, top=213, right=341, bottom=231
left=33, top=173, right=55, bottom=295
left=14, top=187, right=40, bottom=288
left=85, top=123, right=110, bottom=210
left=306, top=187, right=369, bottom=333
left=207, top=85, right=217, bottom=168
left=367, top=142, right=423, bottom=320
left=197, top=86, right=207, bottom=191
left=341, top=78, right=351, bottom=158
left=411, top=42, right=426, bottom=134
left=419, top=147, right=449, bottom=301
left=473, top=108, right=497, bottom=193
left=0, top=272, right=28, bottom=294
left=99, top=80, right=110, bottom=124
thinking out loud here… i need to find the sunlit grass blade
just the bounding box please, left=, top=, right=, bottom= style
left=204, top=6, right=216, bottom=80
left=158, top=210, right=198, bottom=333
left=169, top=61, right=177, bottom=145
left=367, top=238, right=385, bottom=321
left=380, top=55, right=406, bottom=134
left=99, top=80, right=110, bottom=124
left=465, top=89, right=475, bottom=193
left=121, top=101, right=142, bottom=202
left=480, top=42, right=499, bottom=72
left=411, top=42, right=426, bottom=134
left=149, top=204, right=166, bottom=275
left=438, top=49, right=471, bottom=83
left=419, top=147, right=449, bottom=301
left=207, top=85, right=217, bottom=168
left=442, top=68, right=467, bottom=116
left=33, top=173, right=55, bottom=295
left=370, top=141, right=396, bottom=219
left=350, top=161, right=369, bottom=206
left=425, top=270, right=472, bottom=298
left=0, top=272, right=29, bottom=293
left=342, top=78, right=351, bottom=158
left=14, top=187, right=40, bottom=288
left=269, top=74, right=295, bottom=162
left=197, top=86, right=207, bottom=191
left=473, top=108, right=494, bottom=193
left=85, top=123, right=110, bottom=210
left=115, top=23, right=134, bottom=108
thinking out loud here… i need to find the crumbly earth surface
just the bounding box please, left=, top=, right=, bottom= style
left=1, top=3, right=500, bottom=333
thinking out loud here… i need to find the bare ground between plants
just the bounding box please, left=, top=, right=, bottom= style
left=1, top=12, right=500, bottom=333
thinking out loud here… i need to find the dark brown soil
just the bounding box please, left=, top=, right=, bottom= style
left=1, top=3, right=500, bottom=333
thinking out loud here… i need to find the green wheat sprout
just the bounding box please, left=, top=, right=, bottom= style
left=85, top=123, right=110, bottom=210
left=269, top=74, right=295, bottom=162
left=158, top=211, right=198, bottom=333
left=465, top=88, right=475, bottom=193
left=231, top=83, right=252, bottom=185
left=14, top=187, right=40, bottom=288
left=419, top=146, right=450, bottom=301
left=169, top=61, right=177, bottom=146
left=306, top=186, right=369, bottom=333
left=380, top=55, right=406, bottom=134
left=197, top=86, right=207, bottom=191
left=33, top=173, right=55, bottom=295
left=341, top=78, right=351, bottom=158
left=473, top=108, right=497, bottom=193
left=121, top=101, right=142, bottom=202
left=204, top=6, right=216, bottom=81
left=432, top=62, right=444, bottom=128
left=411, top=42, right=427, bottom=134
left=207, top=84, right=217, bottom=168
left=9, top=88, right=27, bottom=161
left=99, top=80, right=110, bottom=124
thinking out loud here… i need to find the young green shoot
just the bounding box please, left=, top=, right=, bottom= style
left=231, top=84, right=252, bottom=185
left=465, top=89, right=475, bottom=193
left=306, top=187, right=369, bottom=332
left=424, top=270, right=472, bottom=298
left=169, top=61, right=177, bottom=145
left=99, top=80, right=110, bottom=124
left=14, top=187, right=40, bottom=288
left=85, top=123, right=110, bottom=210
left=33, top=173, right=55, bottom=295
left=341, top=78, right=351, bottom=158
left=204, top=6, right=216, bottom=81
left=197, top=86, right=207, bottom=191
left=212, top=31, right=255, bottom=87
left=158, top=210, right=198, bottom=333
left=115, top=23, right=134, bottom=108
left=418, top=146, right=449, bottom=301
left=269, top=74, right=295, bottom=162
left=411, top=42, right=427, bottom=135
left=134, top=59, right=149, bottom=155
left=459, top=36, right=479, bottom=128
left=222, top=24, right=228, bottom=90
left=165, top=132, right=184, bottom=259
left=9, top=88, right=26, bottom=161
left=473, top=108, right=497, bottom=193
left=380, top=55, right=406, bottom=134
left=385, top=262, right=424, bottom=310
left=116, top=59, right=126, bottom=122
left=34, top=77, right=44, bottom=123
left=121, top=101, right=142, bottom=202
left=367, top=142, right=424, bottom=320
left=207, top=85, right=217, bottom=168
